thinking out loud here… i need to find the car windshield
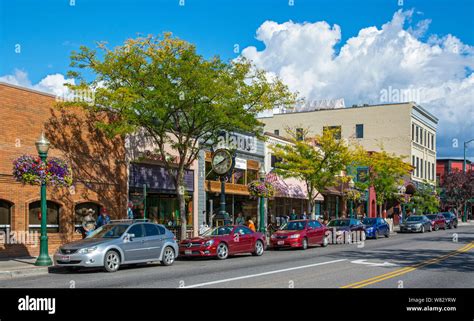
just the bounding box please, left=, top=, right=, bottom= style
left=202, top=226, right=233, bottom=236
left=426, top=214, right=437, bottom=219
left=362, top=218, right=377, bottom=225
left=406, top=216, right=423, bottom=222
left=441, top=213, right=452, bottom=218
left=87, top=224, right=129, bottom=239
left=327, top=220, right=350, bottom=227
left=281, top=221, right=306, bottom=230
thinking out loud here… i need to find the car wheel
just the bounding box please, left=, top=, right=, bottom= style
left=252, top=240, right=264, bottom=256
left=104, top=250, right=120, bottom=272
left=374, top=230, right=378, bottom=239
left=161, top=246, right=175, bottom=266
left=421, top=226, right=425, bottom=233
left=321, top=236, right=329, bottom=247
left=434, top=224, right=439, bottom=231
left=301, top=238, right=308, bottom=250
left=216, top=243, right=229, bottom=260
left=454, top=223, right=458, bottom=229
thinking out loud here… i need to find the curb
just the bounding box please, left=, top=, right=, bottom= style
left=0, top=266, right=50, bottom=280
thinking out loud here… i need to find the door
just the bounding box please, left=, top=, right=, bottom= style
left=143, top=223, right=164, bottom=260
left=121, top=224, right=148, bottom=262
left=309, top=221, right=324, bottom=244
left=233, top=226, right=254, bottom=253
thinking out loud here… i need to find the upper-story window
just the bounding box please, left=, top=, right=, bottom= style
left=274, top=129, right=279, bottom=136
left=415, top=126, right=419, bottom=143
left=355, top=124, right=364, bottom=139
left=323, top=126, right=341, bottom=140
left=412, top=124, right=415, bottom=141
left=431, top=135, right=434, bottom=150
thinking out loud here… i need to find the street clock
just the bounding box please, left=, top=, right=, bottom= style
left=211, top=149, right=234, bottom=176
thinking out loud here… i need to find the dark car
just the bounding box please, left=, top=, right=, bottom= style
left=270, top=220, right=329, bottom=250
left=426, top=214, right=447, bottom=231
left=440, top=212, right=458, bottom=229
left=179, top=225, right=266, bottom=260
left=326, top=218, right=366, bottom=243
left=362, top=217, right=390, bottom=239
left=399, top=215, right=432, bottom=233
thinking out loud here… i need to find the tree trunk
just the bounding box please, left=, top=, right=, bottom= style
left=379, top=204, right=383, bottom=218
left=176, top=170, right=187, bottom=241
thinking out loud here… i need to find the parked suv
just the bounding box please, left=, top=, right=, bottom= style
left=54, top=220, right=179, bottom=272
left=440, top=212, right=458, bottom=229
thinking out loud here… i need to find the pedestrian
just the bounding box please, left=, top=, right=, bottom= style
left=235, top=212, right=245, bottom=225
left=82, top=209, right=96, bottom=238
left=96, top=207, right=111, bottom=228
left=301, top=211, right=307, bottom=220
left=290, top=208, right=297, bottom=221
left=246, top=216, right=256, bottom=232
left=127, top=202, right=134, bottom=219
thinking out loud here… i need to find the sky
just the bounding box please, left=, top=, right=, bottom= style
left=0, top=0, right=473, bottom=160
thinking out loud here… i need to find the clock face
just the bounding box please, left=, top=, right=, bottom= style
left=212, top=149, right=233, bottom=175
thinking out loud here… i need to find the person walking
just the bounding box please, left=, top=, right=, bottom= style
left=96, top=208, right=111, bottom=228
left=246, top=217, right=256, bottom=232
left=235, top=212, right=245, bottom=225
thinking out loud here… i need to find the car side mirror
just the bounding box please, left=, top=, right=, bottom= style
left=123, top=233, right=135, bottom=242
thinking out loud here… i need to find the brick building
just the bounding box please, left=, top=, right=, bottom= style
left=0, top=82, right=128, bottom=258
left=436, top=158, right=473, bottom=186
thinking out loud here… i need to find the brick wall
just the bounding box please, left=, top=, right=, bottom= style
left=0, top=82, right=128, bottom=258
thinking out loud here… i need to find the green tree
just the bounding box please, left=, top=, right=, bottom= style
left=61, top=33, right=296, bottom=240
left=271, top=128, right=353, bottom=215
left=406, top=181, right=440, bottom=214
left=353, top=147, right=412, bottom=216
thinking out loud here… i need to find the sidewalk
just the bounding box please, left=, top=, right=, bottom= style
left=0, top=257, right=56, bottom=280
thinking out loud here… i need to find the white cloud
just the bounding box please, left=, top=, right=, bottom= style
left=0, top=69, right=74, bottom=97
left=241, top=9, right=474, bottom=158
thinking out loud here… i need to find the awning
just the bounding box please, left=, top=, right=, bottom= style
left=265, top=172, right=324, bottom=201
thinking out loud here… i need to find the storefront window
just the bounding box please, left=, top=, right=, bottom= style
left=0, top=200, right=12, bottom=231
left=232, top=169, right=246, bottom=185
left=144, top=194, right=193, bottom=228
left=29, top=201, right=60, bottom=233
left=247, top=169, right=258, bottom=183
left=74, top=202, right=101, bottom=229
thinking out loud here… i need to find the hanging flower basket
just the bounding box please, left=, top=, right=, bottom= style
left=248, top=180, right=275, bottom=198
left=13, top=155, right=73, bottom=187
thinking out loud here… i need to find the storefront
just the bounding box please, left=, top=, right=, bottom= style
left=129, top=163, right=195, bottom=234
left=200, top=131, right=265, bottom=226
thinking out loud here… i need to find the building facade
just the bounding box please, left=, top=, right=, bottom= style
left=260, top=102, right=438, bottom=187
left=0, top=82, right=128, bottom=258
left=436, top=158, right=473, bottom=186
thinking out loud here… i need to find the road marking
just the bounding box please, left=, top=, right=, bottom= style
left=351, top=259, right=398, bottom=267
left=341, top=241, right=474, bottom=288
left=181, top=259, right=347, bottom=288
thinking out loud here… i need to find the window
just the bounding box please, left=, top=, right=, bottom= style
left=412, top=124, right=415, bottom=141
left=420, top=128, right=423, bottom=145
left=432, top=164, right=435, bottom=181
left=235, top=226, right=253, bottom=235
left=416, top=126, right=419, bottom=143
left=425, top=131, right=427, bottom=147
left=427, top=162, right=430, bottom=180
left=323, top=126, right=342, bottom=139
left=127, top=224, right=145, bottom=238
left=144, top=224, right=159, bottom=237
left=274, top=129, right=280, bottom=136
left=416, top=157, right=419, bottom=177
left=412, top=155, right=415, bottom=167
left=431, top=135, right=434, bottom=150
left=0, top=200, right=12, bottom=231
left=74, top=202, right=101, bottom=228
left=232, top=168, right=245, bottom=185
left=247, top=169, right=258, bottom=183
left=157, top=225, right=166, bottom=235
left=355, top=124, right=364, bottom=138
left=420, top=159, right=424, bottom=178
left=356, top=168, right=368, bottom=183
left=296, top=128, right=304, bottom=141
left=271, top=155, right=282, bottom=168
left=425, top=160, right=427, bottom=178
left=29, top=201, right=60, bottom=233
left=310, top=221, right=322, bottom=228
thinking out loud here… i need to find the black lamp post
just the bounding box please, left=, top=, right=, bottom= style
left=34, top=132, right=53, bottom=266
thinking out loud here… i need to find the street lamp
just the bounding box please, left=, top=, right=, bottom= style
left=258, top=166, right=266, bottom=233
left=34, top=132, right=53, bottom=266
left=348, top=178, right=355, bottom=218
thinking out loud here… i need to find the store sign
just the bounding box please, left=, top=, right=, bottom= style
left=234, top=157, right=247, bottom=170
left=129, top=163, right=194, bottom=192
left=216, top=132, right=257, bottom=153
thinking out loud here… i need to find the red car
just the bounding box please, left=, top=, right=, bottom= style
left=426, top=214, right=447, bottom=231
left=270, top=220, right=329, bottom=250
left=179, top=225, right=266, bottom=260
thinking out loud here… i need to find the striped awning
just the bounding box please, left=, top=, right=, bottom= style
left=265, top=172, right=324, bottom=201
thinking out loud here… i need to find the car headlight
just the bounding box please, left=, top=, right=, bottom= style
left=366, top=227, right=374, bottom=231
left=205, top=240, right=214, bottom=247
left=78, top=246, right=98, bottom=254
left=289, top=234, right=300, bottom=239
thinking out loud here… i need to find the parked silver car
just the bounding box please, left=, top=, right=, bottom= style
left=54, top=220, right=179, bottom=272
left=399, top=215, right=432, bottom=233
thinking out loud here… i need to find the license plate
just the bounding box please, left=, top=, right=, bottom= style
left=185, top=250, right=192, bottom=255
left=60, top=255, right=70, bottom=261
left=277, top=241, right=284, bottom=245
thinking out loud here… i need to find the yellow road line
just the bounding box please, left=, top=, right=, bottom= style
left=341, top=242, right=474, bottom=289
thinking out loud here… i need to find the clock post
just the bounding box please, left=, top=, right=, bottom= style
left=211, top=149, right=235, bottom=225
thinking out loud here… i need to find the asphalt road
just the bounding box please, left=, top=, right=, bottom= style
left=1, top=225, right=473, bottom=288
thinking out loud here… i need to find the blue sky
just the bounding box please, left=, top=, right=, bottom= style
left=1, top=0, right=473, bottom=159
